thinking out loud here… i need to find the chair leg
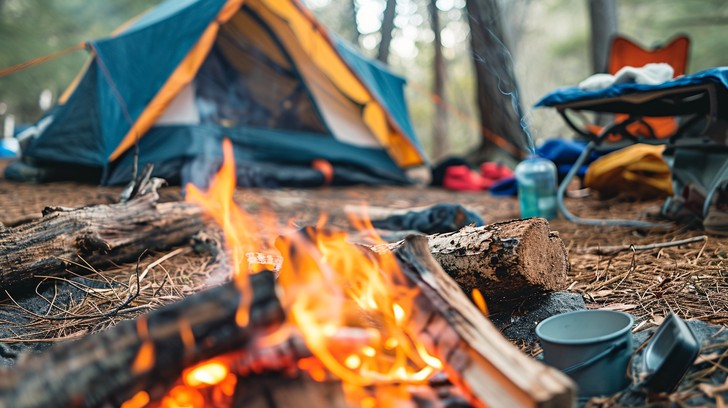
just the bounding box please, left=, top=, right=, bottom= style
left=702, top=160, right=728, bottom=219
left=556, top=141, right=671, bottom=228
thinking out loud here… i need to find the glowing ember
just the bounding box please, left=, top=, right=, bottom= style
left=472, top=288, right=489, bottom=316
left=183, top=360, right=229, bottom=387
left=160, top=385, right=204, bottom=408
left=120, top=391, right=150, bottom=408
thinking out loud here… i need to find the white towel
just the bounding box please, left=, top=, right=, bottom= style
left=578, top=63, right=675, bottom=91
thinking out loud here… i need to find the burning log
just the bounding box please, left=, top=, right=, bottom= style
left=386, top=218, right=569, bottom=305
left=231, top=375, right=349, bottom=408
left=0, top=271, right=283, bottom=408
left=0, top=178, right=204, bottom=289
left=206, top=218, right=569, bottom=309
left=394, top=235, right=575, bottom=407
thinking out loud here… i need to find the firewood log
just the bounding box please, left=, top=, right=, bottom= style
left=1, top=231, right=572, bottom=408
left=0, top=178, right=204, bottom=289
left=201, top=218, right=568, bottom=309
left=384, top=218, right=569, bottom=305
left=394, top=236, right=575, bottom=408
left=231, top=375, right=349, bottom=408
left=0, top=271, right=283, bottom=408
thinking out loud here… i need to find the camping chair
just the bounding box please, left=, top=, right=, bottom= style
left=535, top=35, right=708, bottom=227
left=602, top=35, right=690, bottom=141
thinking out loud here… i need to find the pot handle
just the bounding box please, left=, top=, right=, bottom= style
left=562, top=340, right=629, bottom=374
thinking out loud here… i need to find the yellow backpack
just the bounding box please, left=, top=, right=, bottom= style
left=585, top=144, right=673, bottom=199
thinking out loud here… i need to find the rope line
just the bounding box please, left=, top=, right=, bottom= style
left=408, top=80, right=525, bottom=159
left=0, top=42, right=85, bottom=78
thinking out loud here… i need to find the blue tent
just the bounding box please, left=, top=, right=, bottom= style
left=8, top=0, right=427, bottom=188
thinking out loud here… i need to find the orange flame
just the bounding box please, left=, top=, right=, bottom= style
left=145, top=140, right=445, bottom=407
left=159, top=385, right=204, bottom=408
left=185, top=138, right=266, bottom=327
left=275, top=227, right=442, bottom=390
left=183, top=360, right=229, bottom=387
left=131, top=317, right=155, bottom=374
left=472, top=288, right=489, bottom=316
left=120, top=391, right=150, bottom=408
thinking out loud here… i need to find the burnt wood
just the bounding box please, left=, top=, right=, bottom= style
left=231, top=375, right=349, bottom=408
left=0, top=271, right=283, bottom=408
left=0, top=178, right=204, bottom=289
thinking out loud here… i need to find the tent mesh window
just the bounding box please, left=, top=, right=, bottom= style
left=194, top=9, right=328, bottom=134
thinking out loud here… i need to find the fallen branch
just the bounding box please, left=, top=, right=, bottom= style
left=579, top=235, right=708, bottom=256
left=0, top=271, right=283, bottom=408
left=0, top=178, right=205, bottom=289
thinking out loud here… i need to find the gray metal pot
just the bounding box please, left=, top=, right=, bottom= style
left=536, top=309, right=634, bottom=398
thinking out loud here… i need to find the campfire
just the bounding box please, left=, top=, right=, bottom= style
left=0, top=140, right=574, bottom=408
left=162, top=139, right=445, bottom=407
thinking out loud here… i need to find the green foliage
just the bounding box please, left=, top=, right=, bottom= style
left=0, top=0, right=159, bottom=122
left=1, top=0, right=726, bottom=155
left=618, top=0, right=728, bottom=72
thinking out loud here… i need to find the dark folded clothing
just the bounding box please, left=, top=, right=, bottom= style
left=371, top=203, right=484, bottom=234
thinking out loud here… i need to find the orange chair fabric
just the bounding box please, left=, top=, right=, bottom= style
left=606, top=35, right=690, bottom=140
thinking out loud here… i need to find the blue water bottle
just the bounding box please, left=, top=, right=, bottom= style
left=515, top=156, right=558, bottom=219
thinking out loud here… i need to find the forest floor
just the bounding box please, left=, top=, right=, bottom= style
left=1, top=173, right=724, bottom=334
left=0, top=170, right=726, bottom=405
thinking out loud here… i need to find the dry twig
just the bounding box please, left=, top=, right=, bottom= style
left=579, top=235, right=708, bottom=256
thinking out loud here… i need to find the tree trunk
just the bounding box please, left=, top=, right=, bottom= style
left=429, top=0, right=449, bottom=160
left=499, top=0, right=533, bottom=57
left=0, top=179, right=204, bottom=290
left=588, top=0, right=618, bottom=127
left=348, top=0, right=360, bottom=47
left=589, top=0, right=618, bottom=74
left=0, top=272, right=283, bottom=408
left=377, top=0, right=397, bottom=63
left=465, top=0, right=528, bottom=162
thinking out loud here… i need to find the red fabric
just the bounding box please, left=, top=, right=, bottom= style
left=312, top=159, right=334, bottom=186
left=480, top=162, right=514, bottom=182
left=443, top=165, right=490, bottom=191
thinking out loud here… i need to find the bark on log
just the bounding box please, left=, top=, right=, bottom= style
left=394, top=236, right=575, bottom=408
left=386, top=218, right=569, bottom=305
left=0, top=178, right=204, bottom=289
left=0, top=271, right=283, bottom=408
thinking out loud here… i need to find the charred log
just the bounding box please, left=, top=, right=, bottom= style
left=0, top=178, right=204, bottom=289
left=231, top=374, right=348, bottom=408
left=0, top=271, right=283, bottom=408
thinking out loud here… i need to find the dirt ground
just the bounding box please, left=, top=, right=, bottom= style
left=1, top=170, right=725, bottom=335
left=1, top=165, right=728, bottom=406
